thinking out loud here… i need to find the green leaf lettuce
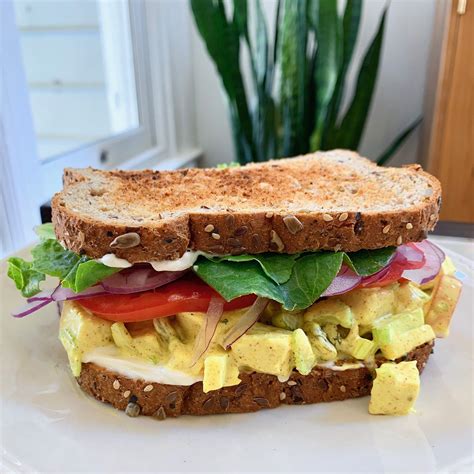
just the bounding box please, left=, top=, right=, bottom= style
left=7, top=229, right=120, bottom=297
left=7, top=257, right=46, bottom=298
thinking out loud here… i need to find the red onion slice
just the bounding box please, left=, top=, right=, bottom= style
left=51, top=285, right=108, bottom=301
left=415, top=240, right=445, bottom=263
left=359, top=240, right=442, bottom=288
left=322, top=266, right=362, bottom=297
left=402, top=241, right=444, bottom=285
left=20, top=285, right=108, bottom=318
left=221, top=297, right=269, bottom=350
left=26, top=285, right=108, bottom=304
left=26, top=291, right=54, bottom=303
left=101, top=268, right=187, bottom=294
left=190, top=296, right=224, bottom=366
left=396, top=243, right=426, bottom=269
left=12, top=298, right=52, bottom=318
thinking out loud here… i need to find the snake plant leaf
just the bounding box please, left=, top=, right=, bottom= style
left=376, top=117, right=422, bottom=165
left=342, top=0, right=362, bottom=80
left=191, top=0, right=255, bottom=164
left=253, top=0, right=268, bottom=89
left=235, top=0, right=273, bottom=162
left=272, top=0, right=282, bottom=69
left=233, top=0, right=248, bottom=39
left=334, top=8, right=387, bottom=150
left=299, top=0, right=317, bottom=150
left=252, top=95, right=277, bottom=162
left=323, top=0, right=362, bottom=147
left=252, top=0, right=272, bottom=161
left=268, top=0, right=281, bottom=159
left=279, top=0, right=308, bottom=157
left=310, top=0, right=341, bottom=151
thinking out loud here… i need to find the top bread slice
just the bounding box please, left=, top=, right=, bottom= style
left=51, top=150, right=441, bottom=262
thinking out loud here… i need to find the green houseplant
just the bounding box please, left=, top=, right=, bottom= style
left=191, top=0, right=420, bottom=165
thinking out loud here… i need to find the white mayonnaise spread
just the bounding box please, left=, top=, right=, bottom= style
left=82, top=346, right=202, bottom=386
left=316, top=360, right=365, bottom=371
left=150, top=251, right=204, bottom=272
left=82, top=345, right=367, bottom=386
left=97, top=250, right=207, bottom=272
left=98, top=254, right=133, bottom=268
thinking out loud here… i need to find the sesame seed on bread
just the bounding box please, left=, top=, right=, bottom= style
left=51, top=150, right=441, bottom=261
left=76, top=341, right=433, bottom=419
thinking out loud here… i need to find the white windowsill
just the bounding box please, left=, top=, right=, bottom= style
left=119, top=147, right=203, bottom=171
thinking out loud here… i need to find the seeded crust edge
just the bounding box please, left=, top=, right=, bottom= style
left=51, top=153, right=442, bottom=261
left=76, top=341, right=433, bottom=419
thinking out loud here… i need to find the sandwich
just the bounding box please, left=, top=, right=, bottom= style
left=7, top=150, right=462, bottom=419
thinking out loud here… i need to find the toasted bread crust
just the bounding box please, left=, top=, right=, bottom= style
left=76, top=341, right=433, bottom=418
left=52, top=151, right=441, bottom=261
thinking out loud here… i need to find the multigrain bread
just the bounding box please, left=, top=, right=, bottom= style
left=77, top=341, right=433, bottom=418
left=52, top=150, right=441, bottom=261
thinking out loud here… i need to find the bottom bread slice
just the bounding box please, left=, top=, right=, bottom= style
left=77, top=341, right=434, bottom=418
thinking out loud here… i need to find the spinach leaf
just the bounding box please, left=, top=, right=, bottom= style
left=345, top=247, right=396, bottom=276
left=7, top=257, right=45, bottom=297
left=194, top=258, right=285, bottom=303
left=34, top=223, right=56, bottom=241
left=220, top=253, right=299, bottom=283
left=194, top=246, right=395, bottom=311
left=195, top=252, right=344, bottom=311
left=280, top=252, right=344, bottom=310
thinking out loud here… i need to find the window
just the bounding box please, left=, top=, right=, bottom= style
left=14, top=0, right=154, bottom=173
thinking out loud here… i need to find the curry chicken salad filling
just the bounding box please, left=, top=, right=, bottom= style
left=61, top=256, right=459, bottom=414
left=8, top=223, right=462, bottom=417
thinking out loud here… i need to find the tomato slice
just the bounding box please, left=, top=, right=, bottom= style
left=78, top=274, right=256, bottom=322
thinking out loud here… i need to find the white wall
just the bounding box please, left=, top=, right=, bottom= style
left=191, top=0, right=437, bottom=167
left=14, top=0, right=138, bottom=160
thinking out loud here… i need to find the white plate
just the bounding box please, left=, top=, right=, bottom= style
left=1, top=237, right=473, bottom=473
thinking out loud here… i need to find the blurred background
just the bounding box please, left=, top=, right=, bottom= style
left=1, top=0, right=473, bottom=258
